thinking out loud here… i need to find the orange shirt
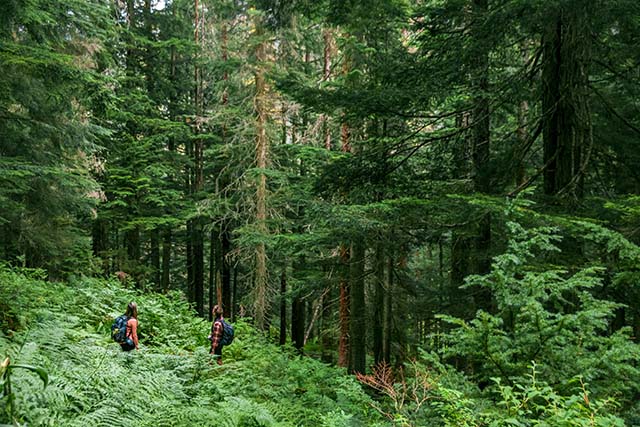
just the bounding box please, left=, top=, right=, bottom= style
left=126, top=318, right=139, bottom=349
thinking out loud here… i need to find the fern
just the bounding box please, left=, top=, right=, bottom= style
left=0, top=268, right=385, bottom=426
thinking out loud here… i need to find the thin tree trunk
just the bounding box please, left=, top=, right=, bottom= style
left=232, top=264, right=238, bottom=321
left=322, top=28, right=333, bottom=150
left=92, top=218, right=109, bottom=275
left=321, top=284, right=333, bottom=363
left=373, top=242, right=385, bottom=365
left=280, top=268, right=287, bottom=346
left=382, top=254, right=393, bottom=363
left=221, top=230, right=232, bottom=316
left=291, top=293, right=305, bottom=353
left=209, top=228, right=216, bottom=321
left=161, top=229, right=171, bottom=292
left=338, top=246, right=350, bottom=368
left=349, top=241, right=366, bottom=374
left=186, top=221, right=194, bottom=303
left=191, top=0, right=205, bottom=316
left=150, top=228, right=160, bottom=287
left=253, top=21, right=269, bottom=330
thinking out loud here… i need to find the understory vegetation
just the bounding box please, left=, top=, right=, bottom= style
left=0, top=267, right=378, bottom=427
left=2, top=234, right=638, bottom=427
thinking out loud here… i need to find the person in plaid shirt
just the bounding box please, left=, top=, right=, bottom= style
left=209, top=305, right=225, bottom=365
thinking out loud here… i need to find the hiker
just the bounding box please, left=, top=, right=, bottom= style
left=120, top=302, right=139, bottom=351
left=209, top=305, right=225, bottom=365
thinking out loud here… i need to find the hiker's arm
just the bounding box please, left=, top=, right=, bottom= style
left=131, top=319, right=139, bottom=349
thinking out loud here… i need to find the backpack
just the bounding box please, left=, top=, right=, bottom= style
left=215, top=319, right=234, bottom=346
left=111, top=315, right=129, bottom=343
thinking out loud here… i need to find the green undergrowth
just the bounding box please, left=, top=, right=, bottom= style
left=1, top=266, right=634, bottom=426
left=0, top=268, right=381, bottom=427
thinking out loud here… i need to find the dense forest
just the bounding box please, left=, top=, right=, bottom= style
left=2, top=0, right=640, bottom=425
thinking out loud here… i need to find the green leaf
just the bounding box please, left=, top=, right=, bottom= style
left=8, top=364, right=49, bottom=388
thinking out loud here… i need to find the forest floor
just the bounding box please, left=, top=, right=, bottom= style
left=0, top=268, right=382, bottom=427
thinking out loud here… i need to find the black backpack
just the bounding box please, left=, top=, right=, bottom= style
left=111, top=315, right=129, bottom=343
left=215, top=319, right=234, bottom=346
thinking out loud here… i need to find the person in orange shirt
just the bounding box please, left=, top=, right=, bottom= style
left=121, top=302, right=139, bottom=351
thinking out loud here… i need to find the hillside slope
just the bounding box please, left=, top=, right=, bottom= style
left=0, top=268, right=381, bottom=427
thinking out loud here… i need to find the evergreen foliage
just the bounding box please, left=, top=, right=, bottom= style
left=2, top=0, right=640, bottom=425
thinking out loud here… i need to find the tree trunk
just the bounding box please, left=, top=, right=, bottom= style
left=209, top=228, right=216, bottom=321
left=338, top=245, right=350, bottom=368
left=322, top=28, right=333, bottom=150
left=291, top=292, right=306, bottom=353
left=542, top=6, right=591, bottom=198
left=471, top=0, right=492, bottom=312
left=191, top=0, right=205, bottom=316
left=373, top=242, right=385, bottom=365
left=279, top=268, right=287, bottom=346
left=382, top=254, right=393, bottom=363
left=232, top=264, right=238, bottom=321
left=349, top=241, right=366, bottom=374
left=92, top=218, right=109, bottom=275
left=150, top=228, right=160, bottom=287
left=221, top=230, right=232, bottom=317
left=125, top=226, right=140, bottom=282
left=321, top=283, right=333, bottom=363
left=186, top=221, right=194, bottom=304
left=253, top=21, right=269, bottom=330
left=161, top=228, right=171, bottom=292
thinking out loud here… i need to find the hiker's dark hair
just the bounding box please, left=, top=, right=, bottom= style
left=125, top=302, right=138, bottom=319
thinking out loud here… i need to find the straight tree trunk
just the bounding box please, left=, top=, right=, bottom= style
left=338, top=246, right=350, bottom=368
left=321, top=283, right=333, bottom=363
left=322, top=28, right=334, bottom=150
left=382, top=254, right=393, bottom=363
left=542, top=6, right=591, bottom=198
left=92, top=218, right=109, bottom=275
left=150, top=228, right=160, bottom=287
left=471, top=0, right=492, bottom=312
left=337, top=53, right=353, bottom=366
left=348, top=241, right=366, bottom=374
left=191, top=0, right=205, bottom=316
left=232, top=264, right=238, bottom=321
left=253, top=20, right=269, bottom=330
left=161, top=229, right=171, bottom=291
left=373, top=242, right=385, bottom=365
left=279, top=268, right=287, bottom=345
left=291, top=292, right=305, bottom=353
left=186, top=221, right=194, bottom=303
left=209, top=228, right=216, bottom=320
left=221, top=230, right=232, bottom=316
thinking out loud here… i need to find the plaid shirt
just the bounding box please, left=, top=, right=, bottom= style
left=210, top=317, right=224, bottom=352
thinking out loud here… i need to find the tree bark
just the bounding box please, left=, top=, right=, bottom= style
left=470, top=0, right=492, bottom=312
left=373, top=242, right=385, bottom=365
left=542, top=6, right=591, bottom=198
left=150, top=228, right=160, bottom=287
left=280, top=268, right=287, bottom=346
left=382, top=254, right=393, bottom=363
left=253, top=20, right=269, bottom=330
left=161, top=229, right=171, bottom=292
left=291, top=292, right=306, bottom=353
left=322, top=28, right=333, bottom=150
left=321, top=283, right=333, bottom=363
left=338, top=245, right=350, bottom=368
left=348, top=241, right=366, bottom=374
